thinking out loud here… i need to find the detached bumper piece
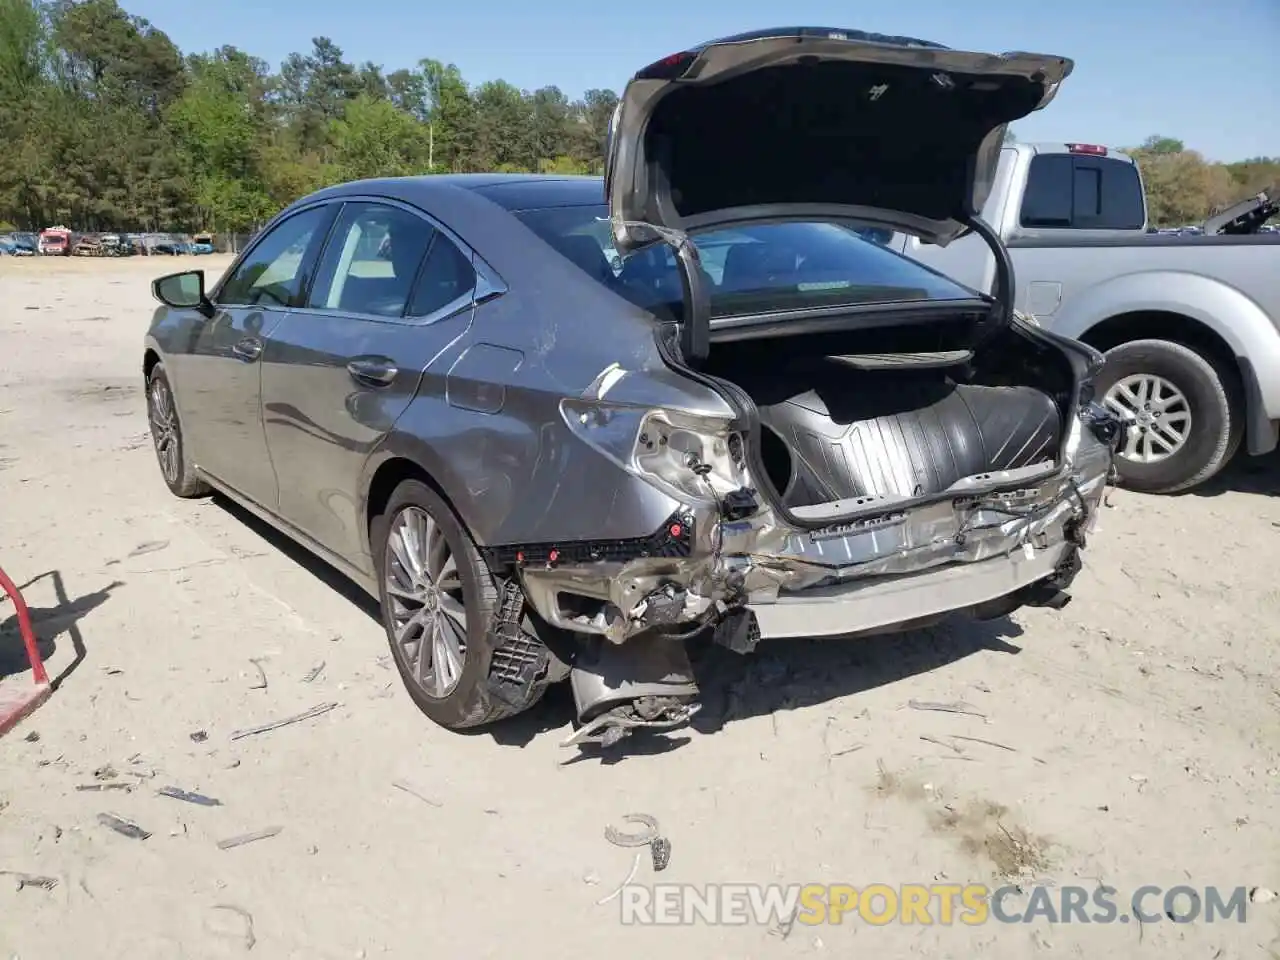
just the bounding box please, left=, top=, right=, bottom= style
left=560, top=634, right=702, bottom=749
left=484, top=579, right=554, bottom=710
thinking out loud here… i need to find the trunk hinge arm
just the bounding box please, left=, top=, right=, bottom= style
left=605, top=216, right=710, bottom=367
left=672, top=236, right=710, bottom=366
left=964, top=214, right=1016, bottom=332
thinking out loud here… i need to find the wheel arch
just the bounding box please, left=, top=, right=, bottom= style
left=1076, top=310, right=1276, bottom=456
left=1047, top=270, right=1280, bottom=456
left=360, top=440, right=477, bottom=562
left=1076, top=310, right=1238, bottom=384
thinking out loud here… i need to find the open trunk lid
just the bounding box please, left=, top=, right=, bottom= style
left=605, top=28, right=1073, bottom=253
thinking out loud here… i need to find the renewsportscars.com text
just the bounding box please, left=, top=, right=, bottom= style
left=618, top=883, right=1252, bottom=926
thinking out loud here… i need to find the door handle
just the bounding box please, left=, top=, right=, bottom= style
left=347, top=358, right=398, bottom=386
left=231, top=336, right=263, bottom=362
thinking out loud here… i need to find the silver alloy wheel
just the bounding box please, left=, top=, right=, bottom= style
left=385, top=506, right=467, bottom=698
left=1102, top=373, right=1193, bottom=464
left=147, top=377, right=180, bottom=484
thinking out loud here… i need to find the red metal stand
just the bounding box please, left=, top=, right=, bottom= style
left=0, top=565, right=52, bottom=738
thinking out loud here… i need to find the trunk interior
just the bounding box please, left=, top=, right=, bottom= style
left=702, top=316, right=1078, bottom=516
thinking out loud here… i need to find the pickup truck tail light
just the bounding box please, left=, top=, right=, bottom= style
left=1066, top=143, right=1108, bottom=156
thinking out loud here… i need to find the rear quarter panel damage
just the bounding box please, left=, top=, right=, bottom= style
left=360, top=263, right=712, bottom=552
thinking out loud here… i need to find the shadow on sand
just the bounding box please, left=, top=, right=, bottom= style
left=0, top=571, right=121, bottom=689
left=1185, top=450, right=1280, bottom=498
left=211, top=493, right=382, bottom=622
left=204, top=491, right=1026, bottom=761
left=497, top=615, right=1025, bottom=763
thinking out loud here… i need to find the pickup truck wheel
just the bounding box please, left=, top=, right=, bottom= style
left=1095, top=339, right=1239, bottom=494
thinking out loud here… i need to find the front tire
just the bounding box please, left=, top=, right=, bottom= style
left=146, top=362, right=209, bottom=498
left=372, top=480, right=550, bottom=729
left=1095, top=339, right=1241, bottom=494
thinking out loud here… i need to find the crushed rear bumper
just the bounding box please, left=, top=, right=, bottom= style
left=512, top=406, right=1116, bottom=643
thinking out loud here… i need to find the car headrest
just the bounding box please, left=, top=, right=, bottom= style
left=721, top=243, right=797, bottom=291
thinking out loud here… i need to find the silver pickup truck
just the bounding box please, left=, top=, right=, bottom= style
left=885, top=142, right=1280, bottom=493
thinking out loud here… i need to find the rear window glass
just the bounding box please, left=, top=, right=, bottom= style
left=514, top=206, right=978, bottom=318
left=1020, top=154, right=1145, bottom=230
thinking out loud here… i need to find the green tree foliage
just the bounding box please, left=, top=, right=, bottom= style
left=1124, top=134, right=1278, bottom=227
left=1, top=2, right=1274, bottom=232
left=0, top=0, right=620, bottom=231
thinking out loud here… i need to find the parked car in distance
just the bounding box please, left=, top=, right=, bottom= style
left=9, top=232, right=37, bottom=255
left=143, top=28, right=1121, bottom=746
left=38, top=226, right=71, bottom=256
left=887, top=142, right=1280, bottom=493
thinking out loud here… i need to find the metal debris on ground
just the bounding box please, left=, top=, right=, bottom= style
left=921, top=734, right=965, bottom=755
left=596, top=852, right=643, bottom=906
left=190, top=730, right=208, bottom=742
left=391, top=779, right=442, bottom=807
left=127, top=540, right=169, bottom=557
left=302, top=661, right=326, bottom=683
left=949, top=734, right=1018, bottom=753
left=248, top=658, right=268, bottom=690
left=97, top=812, right=150, bottom=840
left=217, top=826, right=282, bottom=850
left=907, top=699, right=988, bottom=719
left=605, top=813, right=660, bottom=847
left=75, top=782, right=132, bottom=792
left=650, top=836, right=671, bottom=871
left=229, top=701, right=338, bottom=740
left=210, top=904, right=257, bottom=950
left=93, top=764, right=118, bottom=780
left=769, top=904, right=800, bottom=940
left=22, top=730, right=39, bottom=742
left=158, top=785, right=222, bottom=807
left=1, top=871, right=58, bottom=891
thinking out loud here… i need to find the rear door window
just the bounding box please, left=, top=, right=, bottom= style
left=307, top=203, right=437, bottom=318
left=1019, top=154, right=1144, bottom=229
left=406, top=235, right=476, bottom=318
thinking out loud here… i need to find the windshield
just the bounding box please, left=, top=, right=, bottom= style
left=514, top=205, right=979, bottom=318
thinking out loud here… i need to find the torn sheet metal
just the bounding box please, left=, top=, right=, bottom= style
left=518, top=412, right=1112, bottom=641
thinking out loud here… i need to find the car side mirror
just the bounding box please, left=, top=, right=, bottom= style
left=153, top=270, right=214, bottom=317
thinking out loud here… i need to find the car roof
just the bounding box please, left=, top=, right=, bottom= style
left=463, top=175, right=605, bottom=210
left=308, top=173, right=606, bottom=213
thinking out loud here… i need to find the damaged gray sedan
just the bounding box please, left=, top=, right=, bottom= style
left=143, top=28, right=1124, bottom=747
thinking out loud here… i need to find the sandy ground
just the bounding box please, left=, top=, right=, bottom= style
left=1, top=254, right=1279, bottom=959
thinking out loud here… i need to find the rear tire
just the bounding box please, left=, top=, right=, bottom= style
left=1094, top=339, right=1240, bottom=494
left=146, top=362, right=209, bottom=498
left=372, top=479, right=549, bottom=729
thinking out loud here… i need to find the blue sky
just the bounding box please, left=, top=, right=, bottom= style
left=129, top=0, right=1279, bottom=162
